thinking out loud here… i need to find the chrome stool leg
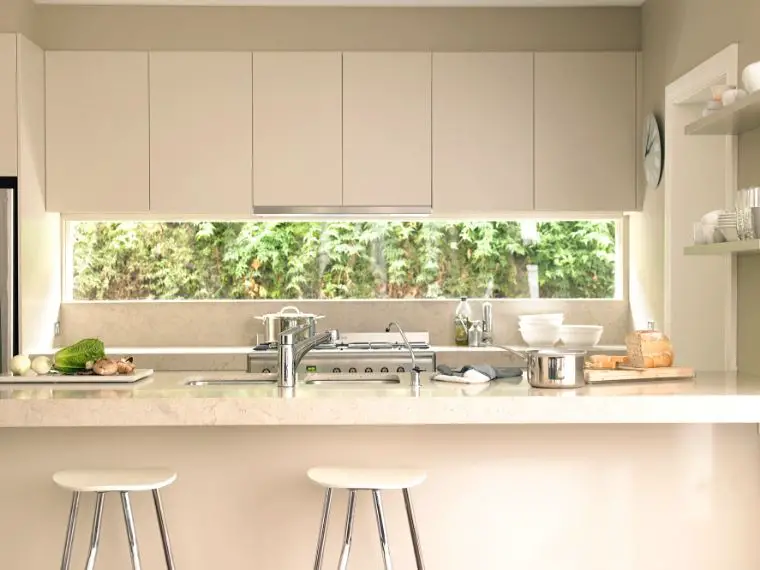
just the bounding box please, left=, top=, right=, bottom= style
left=85, top=492, right=106, bottom=570
left=403, top=489, right=425, bottom=570
left=60, top=491, right=80, bottom=570
left=313, top=488, right=333, bottom=570
left=337, top=490, right=357, bottom=570
left=152, top=489, right=177, bottom=570
left=120, top=492, right=142, bottom=570
left=372, top=490, right=393, bottom=570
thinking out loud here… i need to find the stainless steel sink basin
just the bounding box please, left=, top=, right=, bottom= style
left=184, top=373, right=277, bottom=387
left=303, top=373, right=402, bottom=386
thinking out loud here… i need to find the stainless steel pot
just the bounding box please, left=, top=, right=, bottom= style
left=499, top=346, right=587, bottom=389
left=255, top=306, right=325, bottom=345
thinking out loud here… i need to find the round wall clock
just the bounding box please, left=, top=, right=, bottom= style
left=643, top=113, right=663, bottom=189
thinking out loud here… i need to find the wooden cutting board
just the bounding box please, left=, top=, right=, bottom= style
left=585, top=367, right=695, bottom=384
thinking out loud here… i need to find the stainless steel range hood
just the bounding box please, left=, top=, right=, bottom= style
left=253, top=206, right=432, bottom=218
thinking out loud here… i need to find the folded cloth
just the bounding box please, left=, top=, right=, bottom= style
left=435, top=364, right=523, bottom=383
left=432, top=371, right=491, bottom=384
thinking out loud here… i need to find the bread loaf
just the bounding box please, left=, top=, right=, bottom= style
left=586, top=355, right=628, bottom=370
left=625, top=329, right=674, bottom=368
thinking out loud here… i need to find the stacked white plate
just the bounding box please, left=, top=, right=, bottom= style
left=518, top=313, right=563, bottom=347
left=717, top=211, right=738, bottom=242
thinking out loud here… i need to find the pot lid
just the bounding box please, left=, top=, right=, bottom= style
left=256, top=306, right=324, bottom=320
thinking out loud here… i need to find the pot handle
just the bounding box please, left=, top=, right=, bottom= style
left=279, top=306, right=302, bottom=315
left=495, top=345, right=528, bottom=361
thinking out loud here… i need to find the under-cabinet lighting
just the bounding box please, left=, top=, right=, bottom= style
left=253, top=206, right=432, bottom=218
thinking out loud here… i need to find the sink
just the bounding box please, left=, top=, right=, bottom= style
left=184, top=373, right=277, bottom=387
left=303, top=373, right=402, bottom=386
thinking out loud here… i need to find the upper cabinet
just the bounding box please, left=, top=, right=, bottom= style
left=150, top=52, right=253, bottom=215
left=0, top=34, right=17, bottom=176
left=343, top=52, right=432, bottom=209
left=534, top=52, right=637, bottom=212
left=252, top=52, right=342, bottom=209
left=433, top=53, right=534, bottom=214
left=46, top=52, right=149, bottom=213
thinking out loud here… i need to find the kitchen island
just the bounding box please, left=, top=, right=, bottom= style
left=0, top=370, right=759, bottom=427
left=1, top=372, right=759, bottom=570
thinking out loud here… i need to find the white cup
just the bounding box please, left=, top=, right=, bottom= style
left=722, top=88, right=748, bottom=107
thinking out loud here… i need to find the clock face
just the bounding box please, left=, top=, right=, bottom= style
left=643, top=114, right=663, bottom=189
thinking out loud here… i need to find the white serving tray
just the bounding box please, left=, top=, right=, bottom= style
left=0, top=369, right=154, bottom=385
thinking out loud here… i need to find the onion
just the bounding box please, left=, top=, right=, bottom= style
left=10, top=355, right=31, bottom=375
left=31, top=356, right=52, bottom=375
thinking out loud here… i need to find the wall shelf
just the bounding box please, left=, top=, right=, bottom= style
left=684, top=240, right=760, bottom=256
left=685, top=90, right=760, bottom=136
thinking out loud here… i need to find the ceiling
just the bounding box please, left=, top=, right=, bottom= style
left=34, top=0, right=645, bottom=6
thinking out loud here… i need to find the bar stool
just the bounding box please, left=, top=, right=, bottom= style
left=308, top=466, right=427, bottom=570
left=53, top=468, right=177, bottom=570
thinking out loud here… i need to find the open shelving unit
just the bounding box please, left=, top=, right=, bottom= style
left=685, top=90, right=760, bottom=136
left=684, top=240, right=760, bottom=256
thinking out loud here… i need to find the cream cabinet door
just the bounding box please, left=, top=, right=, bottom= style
left=252, top=52, right=342, bottom=209
left=534, top=52, right=636, bottom=212
left=433, top=53, right=534, bottom=214
left=343, top=52, right=432, bottom=208
left=0, top=34, right=16, bottom=176
left=150, top=52, right=253, bottom=215
left=46, top=52, right=149, bottom=213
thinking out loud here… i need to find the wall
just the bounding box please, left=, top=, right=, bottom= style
left=58, top=299, right=628, bottom=348
left=0, top=424, right=758, bottom=570
left=35, top=5, right=640, bottom=51
left=641, top=0, right=760, bottom=373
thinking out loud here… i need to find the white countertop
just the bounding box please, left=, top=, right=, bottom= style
left=0, top=370, right=758, bottom=427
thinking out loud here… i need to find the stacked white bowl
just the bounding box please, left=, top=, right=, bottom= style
left=717, top=211, right=738, bottom=242
left=518, top=313, right=563, bottom=347
left=559, top=325, right=604, bottom=348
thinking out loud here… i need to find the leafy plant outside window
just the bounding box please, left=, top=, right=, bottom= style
left=70, top=221, right=617, bottom=301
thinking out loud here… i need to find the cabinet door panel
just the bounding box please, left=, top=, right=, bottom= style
left=46, top=51, right=149, bottom=213
left=534, top=52, right=636, bottom=211
left=433, top=53, right=534, bottom=214
left=0, top=34, right=16, bottom=176
left=150, top=52, right=253, bottom=215
left=343, top=52, right=432, bottom=208
left=252, top=52, right=342, bottom=208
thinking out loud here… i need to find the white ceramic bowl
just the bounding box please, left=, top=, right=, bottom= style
left=519, top=324, right=561, bottom=347
left=743, top=62, right=760, bottom=93
left=518, top=313, right=564, bottom=326
left=559, top=325, right=604, bottom=348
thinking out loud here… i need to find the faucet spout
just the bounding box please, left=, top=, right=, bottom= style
left=278, top=325, right=338, bottom=388
left=385, top=321, right=422, bottom=387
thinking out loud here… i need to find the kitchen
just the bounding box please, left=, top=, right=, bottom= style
left=2, top=1, right=760, bottom=569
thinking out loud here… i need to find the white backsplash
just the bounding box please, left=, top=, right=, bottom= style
left=58, top=299, right=630, bottom=348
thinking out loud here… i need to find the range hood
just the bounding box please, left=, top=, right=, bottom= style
left=253, top=206, right=432, bottom=218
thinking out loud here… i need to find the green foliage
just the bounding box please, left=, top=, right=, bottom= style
left=72, top=221, right=617, bottom=300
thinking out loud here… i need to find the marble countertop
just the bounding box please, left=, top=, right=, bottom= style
left=0, top=370, right=759, bottom=427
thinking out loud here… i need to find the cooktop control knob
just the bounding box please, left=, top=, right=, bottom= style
left=349, top=368, right=357, bottom=373
left=332, top=367, right=341, bottom=373
left=262, top=368, right=271, bottom=374
left=381, top=367, right=389, bottom=373
left=365, top=367, right=373, bottom=373
left=397, top=366, right=405, bottom=373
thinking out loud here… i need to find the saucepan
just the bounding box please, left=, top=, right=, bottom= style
left=256, top=306, right=325, bottom=345
left=498, top=346, right=587, bottom=389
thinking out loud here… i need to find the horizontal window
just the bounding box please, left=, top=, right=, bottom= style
left=66, top=220, right=620, bottom=301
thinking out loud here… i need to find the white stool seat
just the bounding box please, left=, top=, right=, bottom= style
left=53, top=468, right=177, bottom=493
left=307, top=467, right=427, bottom=490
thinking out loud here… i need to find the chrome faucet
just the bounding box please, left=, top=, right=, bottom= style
left=385, top=321, right=423, bottom=388
left=278, top=325, right=338, bottom=388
